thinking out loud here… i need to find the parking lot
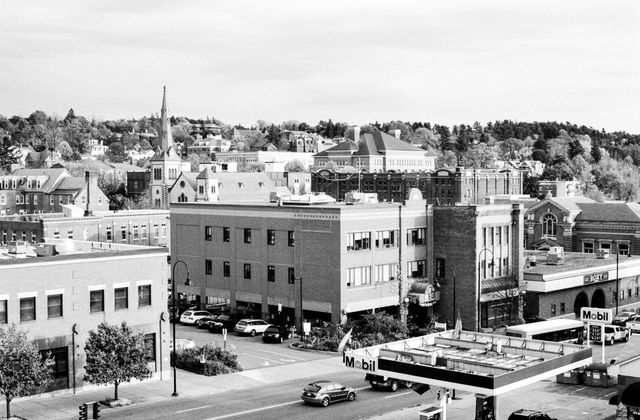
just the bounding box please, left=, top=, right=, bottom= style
left=174, top=322, right=330, bottom=370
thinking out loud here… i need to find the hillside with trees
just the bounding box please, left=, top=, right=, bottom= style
left=1, top=109, right=639, bottom=201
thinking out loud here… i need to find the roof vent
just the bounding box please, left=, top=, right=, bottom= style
left=546, top=247, right=565, bottom=265
left=596, top=249, right=611, bottom=259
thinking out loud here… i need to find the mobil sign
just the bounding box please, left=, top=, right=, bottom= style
left=580, top=307, right=613, bottom=324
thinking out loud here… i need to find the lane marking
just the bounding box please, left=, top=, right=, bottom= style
left=206, top=386, right=370, bottom=420
left=176, top=405, right=212, bottom=414
left=240, top=352, right=283, bottom=364
left=258, top=349, right=306, bottom=360
left=384, top=391, right=411, bottom=399
left=206, top=400, right=300, bottom=420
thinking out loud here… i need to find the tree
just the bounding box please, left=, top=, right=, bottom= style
left=284, top=159, right=306, bottom=172
left=84, top=322, right=152, bottom=401
left=0, top=324, right=53, bottom=419
left=105, top=141, right=129, bottom=163
left=57, top=140, right=74, bottom=161
left=0, top=136, right=19, bottom=173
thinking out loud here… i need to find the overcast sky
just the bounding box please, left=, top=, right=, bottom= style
left=1, top=0, right=638, bottom=132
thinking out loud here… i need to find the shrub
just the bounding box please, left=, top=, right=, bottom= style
left=174, top=344, right=241, bottom=376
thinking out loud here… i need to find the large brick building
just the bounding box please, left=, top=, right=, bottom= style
left=312, top=167, right=524, bottom=205
left=170, top=193, right=524, bottom=331
left=0, top=239, right=169, bottom=393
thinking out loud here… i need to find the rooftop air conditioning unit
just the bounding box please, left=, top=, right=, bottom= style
left=596, top=249, right=610, bottom=259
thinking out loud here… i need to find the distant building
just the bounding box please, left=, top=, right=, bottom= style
left=149, top=87, right=191, bottom=209
left=187, top=133, right=232, bottom=157
left=312, top=167, right=524, bottom=205
left=0, top=168, right=108, bottom=216
left=169, top=170, right=289, bottom=204
left=231, top=128, right=262, bottom=141
left=538, top=180, right=581, bottom=198
left=281, top=130, right=318, bottom=153
left=0, top=208, right=170, bottom=246
left=0, top=238, right=169, bottom=393
left=525, top=196, right=640, bottom=254
left=88, top=139, right=108, bottom=157
left=213, top=151, right=315, bottom=169
left=313, top=128, right=437, bottom=172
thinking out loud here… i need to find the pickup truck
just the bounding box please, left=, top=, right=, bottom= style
left=365, top=374, right=412, bottom=392
left=590, top=324, right=630, bottom=345
left=626, top=315, right=640, bottom=334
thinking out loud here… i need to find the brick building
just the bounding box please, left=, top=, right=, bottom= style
left=525, top=197, right=640, bottom=254
left=0, top=239, right=169, bottom=393
left=0, top=209, right=169, bottom=247
left=170, top=193, right=524, bottom=331
left=312, top=167, right=523, bottom=205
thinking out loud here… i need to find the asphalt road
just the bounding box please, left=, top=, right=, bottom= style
left=105, top=369, right=434, bottom=420
left=175, top=323, right=329, bottom=370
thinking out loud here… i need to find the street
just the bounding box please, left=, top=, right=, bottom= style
left=175, top=323, right=329, bottom=370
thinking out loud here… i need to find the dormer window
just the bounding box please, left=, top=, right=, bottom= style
left=542, top=214, right=557, bottom=237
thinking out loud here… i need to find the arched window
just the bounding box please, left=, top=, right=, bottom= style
left=542, top=214, right=557, bottom=236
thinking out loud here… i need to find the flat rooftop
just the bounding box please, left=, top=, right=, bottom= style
left=344, top=330, right=592, bottom=396
left=524, top=250, right=640, bottom=275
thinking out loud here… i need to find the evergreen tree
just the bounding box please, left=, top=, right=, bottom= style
left=0, top=135, right=18, bottom=173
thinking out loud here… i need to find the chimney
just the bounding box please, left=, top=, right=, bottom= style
left=84, top=171, right=97, bottom=216
left=394, top=129, right=401, bottom=139
left=353, top=126, right=361, bottom=142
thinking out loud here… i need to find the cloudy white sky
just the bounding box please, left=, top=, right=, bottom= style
left=1, top=0, right=638, bottom=132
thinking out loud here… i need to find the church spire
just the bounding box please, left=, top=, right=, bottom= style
left=159, top=86, right=173, bottom=152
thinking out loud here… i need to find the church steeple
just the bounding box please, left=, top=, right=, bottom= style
left=159, top=86, right=174, bottom=152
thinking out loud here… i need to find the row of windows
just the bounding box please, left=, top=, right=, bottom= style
left=205, top=259, right=296, bottom=283
left=205, top=226, right=295, bottom=247
left=582, top=241, right=630, bottom=255
left=0, top=285, right=152, bottom=324
left=346, top=261, right=426, bottom=287
left=347, top=228, right=427, bottom=251
left=482, top=226, right=510, bottom=247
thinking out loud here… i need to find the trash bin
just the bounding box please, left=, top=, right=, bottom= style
left=419, top=406, right=442, bottom=420
left=584, top=363, right=616, bottom=387
left=556, top=368, right=585, bottom=385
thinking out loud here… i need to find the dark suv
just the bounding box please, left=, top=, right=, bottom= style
left=508, top=409, right=557, bottom=420
left=262, top=325, right=291, bottom=343
left=207, top=314, right=242, bottom=333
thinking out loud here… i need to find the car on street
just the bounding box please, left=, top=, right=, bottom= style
left=195, top=316, right=219, bottom=329
left=612, top=311, right=637, bottom=326
left=169, top=304, right=197, bottom=323
left=508, top=409, right=557, bottom=420
left=301, top=381, right=357, bottom=407
left=180, top=310, right=214, bottom=325
left=234, top=319, right=270, bottom=336
left=524, top=314, right=547, bottom=324
left=262, top=325, right=291, bottom=343
left=365, top=373, right=413, bottom=392
left=626, top=315, right=640, bottom=333
left=169, top=338, right=196, bottom=352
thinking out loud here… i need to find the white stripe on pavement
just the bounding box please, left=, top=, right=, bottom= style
left=258, top=349, right=307, bottom=360
left=384, top=391, right=411, bottom=399
left=240, top=352, right=283, bottom=364
left=176, top=405, right=212, bottom=414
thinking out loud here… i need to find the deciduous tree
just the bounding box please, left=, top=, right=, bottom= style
left=84, top=322, right=152, bottom=401
left=0, top=325, right=53, bottom=419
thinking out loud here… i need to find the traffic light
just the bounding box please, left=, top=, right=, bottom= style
left=92, top=401, right=101, bottom=419
left=78, top=403, right=88, bottom=420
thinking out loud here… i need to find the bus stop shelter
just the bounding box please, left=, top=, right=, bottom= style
left=343, top=330, right=592, bottom=419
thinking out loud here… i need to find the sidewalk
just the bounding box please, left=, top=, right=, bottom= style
left=3, top=355, right=622, bottom=420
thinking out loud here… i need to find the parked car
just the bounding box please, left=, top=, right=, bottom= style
left=524, top=314, right=547, bottom=324
left=208, top=314, right=243, bottom=333
left=169, top=338, right=196, bottom=352
left=365, top=373, right=413, bottom=392
left=180, top=310, right=214, bottom=325
left=508, top=409, right=557, bottom=420
left=301, top=381, right=357, bottom=407
left=612, top=311, right=637, bottom=326
left=234, top=319, right=270, bottom=336
left=626, top=315, right=640, bottom=333
left=262, top=325, right=291, bottom=343
left=195, top=316, right=219, bottom=329
left=168, top=304, right=197, bottom=323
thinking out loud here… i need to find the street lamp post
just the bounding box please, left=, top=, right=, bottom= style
left=171, top=260, right=191, bottom=397
left=477, top=248, right=494, bottom=332
left=296, top=276, right=303, bottom=340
